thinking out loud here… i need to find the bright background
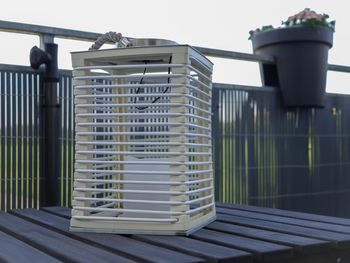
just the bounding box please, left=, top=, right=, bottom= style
left=1, top=0, right=350, bottom=93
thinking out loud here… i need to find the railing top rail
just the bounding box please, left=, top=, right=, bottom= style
left=193, top=46, right=274, bottom=63
left=0, top=20, right=101, bottom=41
left=1, top=20, right=350, bottom=73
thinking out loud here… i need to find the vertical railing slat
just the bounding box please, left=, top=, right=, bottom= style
left=62, top=74, right=67, bottom=206
left=0, top=72, right=4, bottom=210
left=67, top=74, right=73, bottom=206
left=5, top=72, right=10, bottom=211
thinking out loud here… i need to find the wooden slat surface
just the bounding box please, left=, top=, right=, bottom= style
left=0, top=211, right=136, bottom=263
left=191, top=229, right=293, bottom=262
left=41, top=206, right=71, bottom=219
left=206, top=221, right=331, bottom=254
left=2, top=203, right=350, bottom=263
left=217, top=213, right=350, bottom=249
left=217, top=207, right=350, bottom=234
left=217, top=203, right=350, bottom=227
left=128, top=235, right=252, bottom=263
left=134, top=235, right=252, bottom=263
left=41, top=207, right=293, bottom=261
left=10, top=209, right=214, bottom=263
left=42, top=206, right=350, bottom=261
left=0, top=231, right=61, bottom=263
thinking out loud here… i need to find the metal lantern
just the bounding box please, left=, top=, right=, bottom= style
left=70, top=40, right=216, bottom=235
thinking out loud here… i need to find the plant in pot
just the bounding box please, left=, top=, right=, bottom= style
left=249, top=8, right=335, bottom=107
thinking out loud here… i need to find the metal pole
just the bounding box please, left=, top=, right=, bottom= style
left=31, top=35, right=60, bottom=206
left=40, top=34, right=54, bottom=49
left=43, top=42, right=60, bottom=206
left=42, top=81, right=60, bottom=206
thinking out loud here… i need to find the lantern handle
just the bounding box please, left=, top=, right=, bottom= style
left=89, top=31, right=132, bottom=51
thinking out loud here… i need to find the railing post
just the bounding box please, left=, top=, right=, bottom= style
left=40, top=34, right=54, bottom=49
left=36, top=34, right=61, bottom=206
left=212, top=87, right=221, bottom=201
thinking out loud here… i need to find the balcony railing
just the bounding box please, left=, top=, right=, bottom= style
left=0, top=20, right=350, bottom=218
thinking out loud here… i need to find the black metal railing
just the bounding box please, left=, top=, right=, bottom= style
left=2, top=65, right=350, bottom=218
left=1, top=20, right=350, bottom=217
left=212, top=84, right=350, bottom=217
left=58, top=70, right=74, bottom=207
left=0, top=65, right=42, bottom=211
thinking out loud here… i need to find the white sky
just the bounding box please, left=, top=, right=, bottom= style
left=1, top=0, right=350, bottom=93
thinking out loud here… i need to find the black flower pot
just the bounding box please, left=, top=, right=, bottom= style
left=252, top=26, right=333, bottom=107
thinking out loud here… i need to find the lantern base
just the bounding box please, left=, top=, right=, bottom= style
left=70, top=210, right=216, bottom=236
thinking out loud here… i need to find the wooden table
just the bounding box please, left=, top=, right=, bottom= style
left=1, top=203, right=350, bottom=263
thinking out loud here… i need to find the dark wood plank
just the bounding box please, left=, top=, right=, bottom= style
left=206, top=221, right=331, bottom=255
left=191, top=229, right=293, bottom=262
left=40, top=206, right=293, bottom=262
left=277, top=250, right=349, bottom=263
left=11, top=209, right=206, bottom=263
left=41, top=206, right=71, bottom=219
left=0, top=211, right=135, bottom=263
left=38, top=207, right=253, bottom=263
left=41, top=206, right=350, bottom=262
left=134, top=235, right=252, bottom=263
left=217, top=207, right=350, bottom=234
left=217, top=213, right=350, bottom=249
left=217, top=203, right=350, bottom=227
left=0, top=230, right=61, bottom=263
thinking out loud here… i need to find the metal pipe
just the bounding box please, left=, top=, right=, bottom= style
left=30, top=42, right=60, bottom=206
left=42, top=81, right=60, bottom=206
